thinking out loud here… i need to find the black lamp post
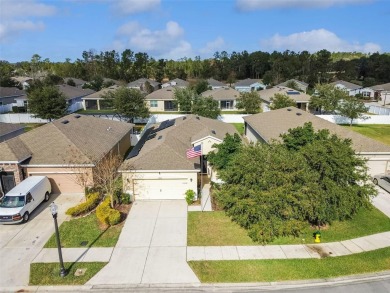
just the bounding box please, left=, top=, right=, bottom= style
left=50, top=202, right=68, bottom=277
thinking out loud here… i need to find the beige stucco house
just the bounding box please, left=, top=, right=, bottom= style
left=145, top=87, right=177, bottom=112
left=243, top=107, right=390, bottom=177
left=119, top=115, right=238, bottom=200
left=0, top=114, right=133, bottom=196
left=201, top=87, right=240, bottom=111
left=259, top=86, right=311, bottom=112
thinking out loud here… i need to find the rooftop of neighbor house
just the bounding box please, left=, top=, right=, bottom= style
left=371, top=83, right=390, bottom=91
left=201, top=87, right=240, bottom=100
left=259, top=86, right=311, bottom=103
left=56, top=84, right=95, bottom=99
left=145, top=87, right=177, bottom=100
left=82, top=85, right=120, bottom=100
left=277, top=79, right=309, bottom=87
left=127, top=78, right=161, bottom=88
left=0, top=123, right=24, bottom=137
left=207, top=78, right=226, bottom=87
left=244, top=107, right=390, bottom=153
left=0, top=114, right=134, bottom=165
left=162, top=78, right=189, bottom=87
left=330, top=80, right=362, bottom=90
left=120, top=114, right=238, bottom=171
left=235, top=78, right=264, bottom=87
left=0, top=87, right=25, bottom=97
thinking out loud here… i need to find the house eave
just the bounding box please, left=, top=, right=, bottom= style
left=20, top=164, right=95, bottom=168
left=119, top=169, right=200, bottom=173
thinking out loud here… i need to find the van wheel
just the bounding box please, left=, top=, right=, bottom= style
left=23, top=212, right=30, bottom=223
left=44, top=192, right=50, bottom=202
left=373, top=178, right=378, bottom=185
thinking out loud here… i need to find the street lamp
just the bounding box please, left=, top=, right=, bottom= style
left=50, top=202, right=68, bottom=277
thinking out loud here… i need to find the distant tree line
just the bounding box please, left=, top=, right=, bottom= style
left=1, top=49, right=390, bottom=89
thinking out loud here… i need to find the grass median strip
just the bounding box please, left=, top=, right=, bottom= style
left=189, top=247, right=390, bottom=283
left=188, top=206, right=390, bottom=246
left=29, top=262, right=107, bottom=285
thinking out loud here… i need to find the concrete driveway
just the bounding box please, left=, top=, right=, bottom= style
left=0, top=193, right=84, bottom=287
left=87, top=200, right=200, bottom=285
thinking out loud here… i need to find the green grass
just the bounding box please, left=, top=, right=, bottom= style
left=189, top=247, right=390, bottom=283
left=342, top=124, right=390, bottom=146
left=44, top=213, right=123, bottom=248
left=230, top=123, right=244, bottom=135
left=188, top=207, right=390, bottom=246
left=30, top=262, right=107, bottom=285
left=22, top=123, right=44, bottom=132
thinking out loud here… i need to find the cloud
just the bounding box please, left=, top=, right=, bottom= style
left=199, top=37, right=226, bottom=54
left=236, top=0, right=373, bottom=11
left=260, top=29, right=381, bottom=53
left=111, top=0, right=160, bottom=15
left=0, top=0, right=56, bottom=43
left=114, top=21, right=193, bottom=59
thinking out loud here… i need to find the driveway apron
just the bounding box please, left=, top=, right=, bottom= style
left=87, top=200, right=200, bottom=285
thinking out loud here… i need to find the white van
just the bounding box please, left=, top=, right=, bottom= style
left=0, top=176, right=51, bottom=224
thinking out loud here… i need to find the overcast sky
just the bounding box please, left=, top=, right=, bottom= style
left=0, top=0, right=388, bottom=63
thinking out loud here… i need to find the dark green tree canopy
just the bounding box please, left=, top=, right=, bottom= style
left=27, top=85, right=67, bottom=121
left=192, top=79, right=211, bottom=94
left=191, top=96, right=221, bottom=119
left=207, top=133, right=242, bottom=171
left=269, top=93, right=296, bottom=110
left=310, top=84, right=346, bottom=114
left=236, top=91, right=262, bottom=114
left=173, top=87, right=196, bottom=113
left=338, top=96, right=369, bottom=126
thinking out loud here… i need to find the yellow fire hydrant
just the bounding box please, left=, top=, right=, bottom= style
left=314, top=231, right=321, bottom=243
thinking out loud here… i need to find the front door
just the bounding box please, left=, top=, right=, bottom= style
left=0, top=172, right=16, bottom=195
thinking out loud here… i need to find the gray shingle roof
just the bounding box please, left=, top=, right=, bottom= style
left=0, top=115, right=133, bottom=165
left=0, top=123, right=24, bottom=137
left=145, top=87, right=176, bottom=101
left=277, top=79, right=308, bottom=87
left=120, top=115, right=238, bottom=171
left=127, top=78, right=160, bottom=88
left=64, top=78, right=88, bottom=86
left=201, top=87, right=240, bottom=100
left=371, top=83, right=390, bottom=91
left=162, top=78, right=189, bottom=88
left=56, top=84, right=95, bottom=100
left=259, top=86, right=311, bottom=103
left=235, top=78, right=263, bottom=87
left=0, top=87, right=26, bottom=98
left=243, top=107, right=390, bottom=153
left=207, top=78, right=226, bottom=87
left=82, top=85, right=119, bottom=100
left=330, top=80, right=361, bottom=90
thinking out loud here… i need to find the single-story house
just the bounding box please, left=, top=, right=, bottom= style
left=81, top=85, right=119, bottom=110
left=259, top=86, right=311, bottom=112
left=0, top=114, right=133, bottom=196
left=0, top=123, right=25, bottom=142
left=0, top=87, right=26, bottom=106
left=235, top=78, right=266, bottom=92
left=119, top=115, right=238, bottom=200
left=330, top=80, right=362, bottom=96
left=127, top=78, right=161, bottom=92
left=145, top=87, right=177, bottom=112
left=371, top=83, right=390, bottom=104
left=243, top=107, right=390, bottom=176
left=207, top=78, right=226, bottom=90
left=277, top=79, right=309, bottom=93
left=161, top=78, right=189, bottom=88
left=64, top=77, right=88, bottom=88
left=201, top=87, right=240, bottom=111
left=11, top=76, right=33, bottom=90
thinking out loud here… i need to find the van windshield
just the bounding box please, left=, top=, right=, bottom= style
left=0, top=195, right=25, bottom=208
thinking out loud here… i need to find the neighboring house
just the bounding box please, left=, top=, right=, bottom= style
left=119, top=115, right=238, bottom=200
left=201, top=87, right=240, bottom=111
left=127, top=78, right=161, bottom=92
left=371, top=83, right=390, bottom=104
left=359, top=87, right=376, bottom=99
left=330, top=80, right=362, bottom=96
left=82, top=85, right=119, bottom=110
left=235, top=78, right=266, bottom=92
left=243, top=107, right=390, bottom=176
left=0, top=114, right=133, bottom=195
left=64, top=77, right=88, bottom=88
left=277, top=79, right=309, bottom=93
left=0, top=123, right=24, bottom=142
left=259, top=86, right=311, bottom=112
left=0, top=87, right=26, bottom=106
left=11, top=76, right=33, bottom=90
left=207, top=78, right=226, bottom=90
left=145, top=87, right=177, bottom=112
left=161, top=78, right=189, bottom=88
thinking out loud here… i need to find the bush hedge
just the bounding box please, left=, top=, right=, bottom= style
left=65, top=192, right=100, bottom=217
left=96, top=197, right=121, bottom=226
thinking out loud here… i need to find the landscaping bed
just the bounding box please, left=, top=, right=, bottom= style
left=188, top=206, right=390, bottom=246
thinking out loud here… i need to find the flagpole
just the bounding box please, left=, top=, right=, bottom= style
left=200, top=141, right=203, bottom=207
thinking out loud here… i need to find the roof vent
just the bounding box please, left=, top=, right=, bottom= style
left=196, top=116, right=200, bottom=120
left=287, top=108, right=292, bottom=111
left=211, top=130, right=216, bottom=134
left=61, top=120, right=69, bottom=124
left=74, top=115, right=81, bottom=118
left=183, top=116, right=187, bottom=120
left=158, top=135, right=162, bottom=140
left=296, top=113, right=302, bottom=116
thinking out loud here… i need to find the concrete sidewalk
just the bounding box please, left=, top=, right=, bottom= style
left=187, top=231, right=390, bottom=261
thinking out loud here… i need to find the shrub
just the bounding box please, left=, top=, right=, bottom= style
left=185, top=189, right=196, bottom=205
left=96, top=196, right=121, bottom=226
left=66, top=192, right=100, bottom=217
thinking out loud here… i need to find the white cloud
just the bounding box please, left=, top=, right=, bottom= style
left=199, top=37, right=225, bottom=54
left=236, top=0, right=373, bottom=11
left=260, top=29, right=381, bottom=53
left=114, top=21, right=193, bottom=59
left=0, top=0, right=56, bottom=43
left=111, top=0, right=160, bottom=15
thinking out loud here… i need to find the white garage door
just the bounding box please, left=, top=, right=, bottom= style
left=30, top=174, right=82, bottom=194
left=134, top=178, right=190, bottom=200
left=366, top=160, right=389, bottom=177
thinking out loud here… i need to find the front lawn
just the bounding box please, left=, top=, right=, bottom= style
left=189, top=246, right=390, bottom=283
left=343, top=124, right=390, bottom=146
left=44, top=212, right=125, bottom=248
left=30, top=262, right=106, bottom=285
left=188, top=206, right=390, bottom=246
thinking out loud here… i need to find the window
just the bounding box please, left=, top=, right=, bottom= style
left=362, top=91, right=371, bottom=97
left=150, top=100, right=158, bottom=107
left=221, top=100, right=234, bottom=109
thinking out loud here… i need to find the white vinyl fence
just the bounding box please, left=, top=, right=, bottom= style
left=0, top=113, right=49, bottom=123
left=318, top=115, right=390, bottom=125
left=368, top=105, right=390, bottom=116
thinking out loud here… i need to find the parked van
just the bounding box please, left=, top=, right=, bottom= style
left=0, top=176, right=51, bottom=224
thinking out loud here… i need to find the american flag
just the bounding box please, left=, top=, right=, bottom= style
left=186, top=145, right=202, bottom=158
